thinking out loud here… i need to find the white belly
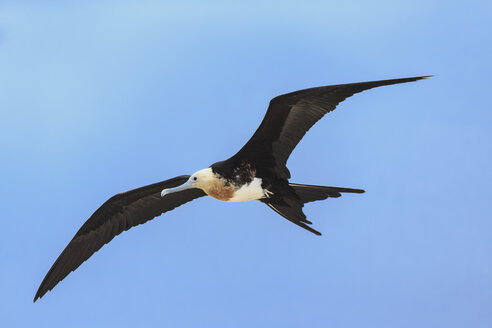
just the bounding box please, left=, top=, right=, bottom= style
left=228, top=178, right=268, bottom=202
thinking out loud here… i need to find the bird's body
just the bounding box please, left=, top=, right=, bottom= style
left=187, top=166, right=267, bottom=202
left=34, top=76, right=429, bottom=302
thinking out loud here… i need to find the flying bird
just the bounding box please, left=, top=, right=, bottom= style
left=34, top=76, right=428, bottom=301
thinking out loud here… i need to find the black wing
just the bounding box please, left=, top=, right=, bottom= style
left=231, top=76, right=429, bottom=178
left=34, top=175, right=205, bottom=302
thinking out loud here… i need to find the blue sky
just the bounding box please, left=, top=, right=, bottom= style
left=1, top=1, right=491, bottom=327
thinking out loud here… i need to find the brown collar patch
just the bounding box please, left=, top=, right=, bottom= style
left=205, top=178, right=236, bottom=201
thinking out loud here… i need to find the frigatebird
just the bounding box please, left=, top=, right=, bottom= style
left=34, top=76, right=428, bottom=301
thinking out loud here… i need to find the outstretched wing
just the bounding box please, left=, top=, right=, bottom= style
left=232, top=76, right=429, bottom=178
left=34, top=175, right=205, bottom=302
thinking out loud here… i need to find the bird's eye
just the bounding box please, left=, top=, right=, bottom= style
left=193, top=177, right=197, bottom=181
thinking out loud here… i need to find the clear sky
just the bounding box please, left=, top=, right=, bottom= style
left=1, top=1, right=491, bottom=327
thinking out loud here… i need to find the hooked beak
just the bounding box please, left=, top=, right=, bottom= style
left=161, top=180, right=195, bottom=197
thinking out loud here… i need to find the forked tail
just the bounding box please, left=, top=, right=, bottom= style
left=263, top=183, right=364, bottom=236
left=289, top=182, right=364, bottom=204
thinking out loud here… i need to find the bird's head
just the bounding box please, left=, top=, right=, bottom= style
left=161, top=168, right=214, bottom=197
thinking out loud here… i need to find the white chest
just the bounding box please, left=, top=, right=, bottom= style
left=228, top=178, right=268, bottom=202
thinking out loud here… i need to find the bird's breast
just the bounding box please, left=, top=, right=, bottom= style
left=228, top=177, right=267, bottom=202
left=204, top=177, right=267, bottom=202
left=206, top=179, right=236, bottom=201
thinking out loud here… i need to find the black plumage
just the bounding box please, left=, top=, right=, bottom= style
left=34, top=177, right=205, bottom=302
left=34, top=76, right=428, bottom=302
left=228, top=76, right=428, bottom=179
left=216, top=76, right=428, bottom=235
